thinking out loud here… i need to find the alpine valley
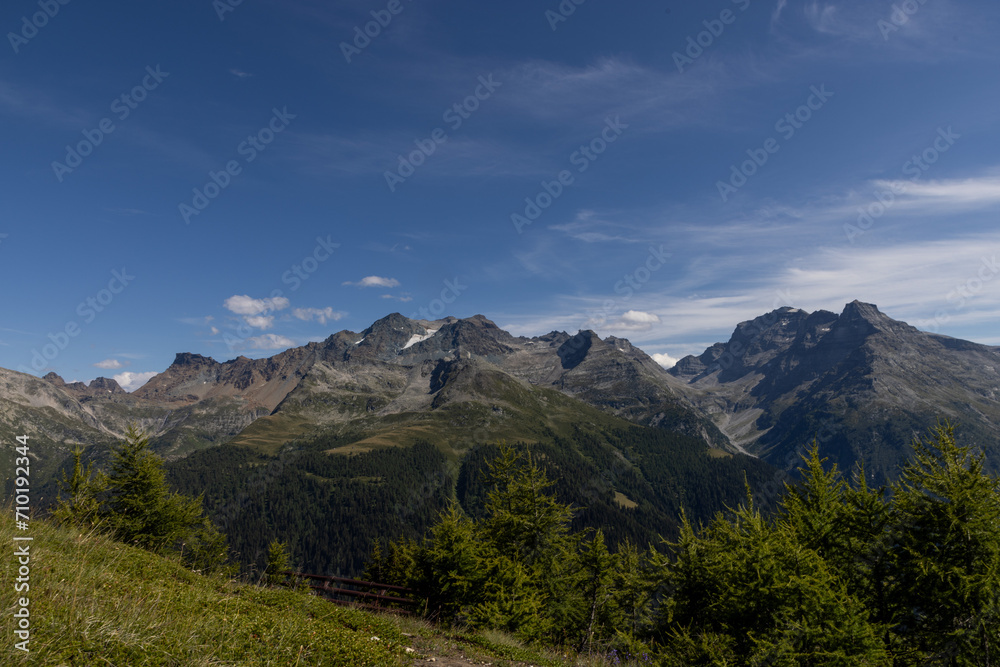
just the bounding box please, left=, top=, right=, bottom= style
left=4, top=300, right=1000, bottom=575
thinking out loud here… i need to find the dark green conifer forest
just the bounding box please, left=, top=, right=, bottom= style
left=369, top=425, right=1000, bottom=665
left=165, top=425, right=776, bottom=576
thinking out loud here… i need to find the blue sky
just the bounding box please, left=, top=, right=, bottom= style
left=2, top=0, right=999, bottom=390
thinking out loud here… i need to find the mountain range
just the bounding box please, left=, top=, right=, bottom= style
left=4, top=300, right=999, bottom=572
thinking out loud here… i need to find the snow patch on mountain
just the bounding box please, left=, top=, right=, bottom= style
left=403, top=329, right=439, bottom=350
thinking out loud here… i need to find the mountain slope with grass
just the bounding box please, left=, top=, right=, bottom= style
left=0, top=516, right=643, bottom=666
left=0, top=516, right=411, bottom=666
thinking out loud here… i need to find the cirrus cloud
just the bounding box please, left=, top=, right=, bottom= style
left=246, top=334, right=295, bottom=350
left=292, top=307, right=345, bottom=325
left=244, top=315, right=275, bottom=329
left=343, top=276, right=400, bottom=288
left=94, top=358, right=127, bottom=370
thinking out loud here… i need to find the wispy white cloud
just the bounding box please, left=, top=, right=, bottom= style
left=343, top=276, right=400, bottom=288
left=872, top=175, right=1000, bottom=212
left=549, top=210, right=644, bottom=244
left=94, top=359, right=127, bottom=370
left=178, top=316, right=215, bottom=326
left=292, top=307, right=345, bottom=325
left=498, top=57, right=733, bottom=134
left=0, top=79, right=89, bottom=127
left=244, top=315, right=274, bottom=329
left=501, top=227, right=1000, bottom=353
left=771, top=0, right=789, bottom=30
left=777, top=0, right=988, bottom=62
left=804, top=2, right=844, bottom=36
left=246, top=334, right=296, bottom=350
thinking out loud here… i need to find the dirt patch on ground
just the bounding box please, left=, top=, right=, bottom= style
left=406, top=634, right=541, bottom=666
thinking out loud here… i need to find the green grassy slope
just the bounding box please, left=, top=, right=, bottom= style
left=0, top=516, right=643, bottom=667
left=0, top=517, right=410, bottom=666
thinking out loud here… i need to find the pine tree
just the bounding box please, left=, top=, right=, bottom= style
left=579, top=529, right=615, bottom=653
left=180, top=520, right=232, bottom=576
left=419, top=504, right=482, bottom=622
left=480, top=442, right=575, bottom=567
left=886, top=422, right=1000, bottom=663
left=104, top=424, right=205, bottom=552
left=264, top=539, right=292, bottom=586
left=657, top=499, right=887, bottom=665
left=838, top=463, right=893, bottom=646
left=478, top=442, right=583, bottom=641
left=52, top=446, right=106, bottom=528
left=780, top=442, right=848, bottom=560
left=611, top=540, right=653, bottom=642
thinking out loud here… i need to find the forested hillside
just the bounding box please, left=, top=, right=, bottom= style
left=167, top=425, right=776, bottom=575
left=371, top=424, right=1000, bottom=665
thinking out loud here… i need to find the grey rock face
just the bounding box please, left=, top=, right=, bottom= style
left=669, top=301, right=1000, bottom=481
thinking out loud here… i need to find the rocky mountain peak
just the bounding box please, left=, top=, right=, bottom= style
left=819, top=300, right=916, bottom=354
left=42, top=371, right=66, bottom=386
left=172, top=352, right=217, bottom=367
left=365, top=312, right=415, bottom=333
left=423, top=316, right=518, bottom=360
left=836, top=300, right=886, bottom=332
left=557, top=330, right=600, bottom=369
left=733, top=306, right=809, bottom=345
left=348, top=313, right=425, bottom=362
left=89, top=377, right=126, bottom=394
left=841, top=299, right=884, bottom=321
left=704, top=307, right=813, bottom=379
